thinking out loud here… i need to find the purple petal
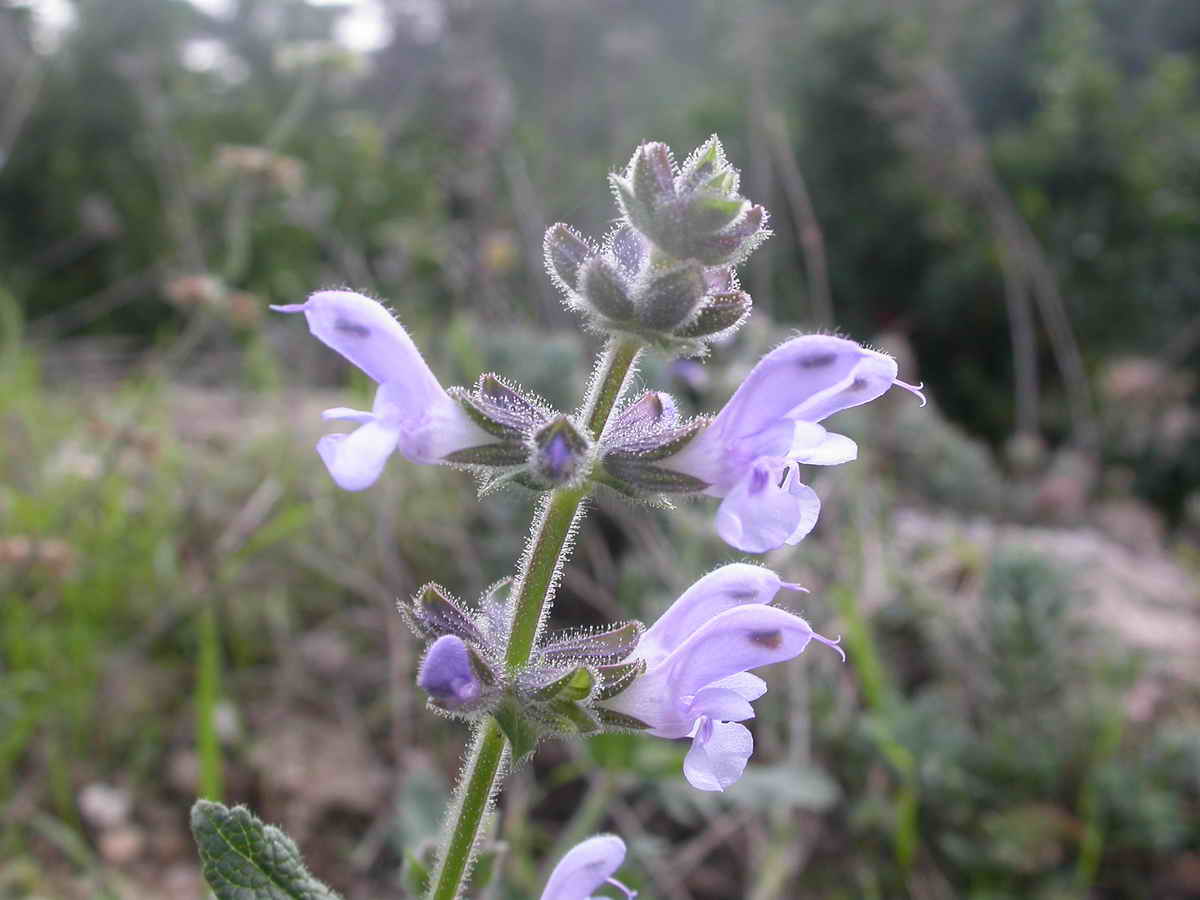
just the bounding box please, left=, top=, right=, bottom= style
left=665, top=418, right=795, bottom=491
left=706, top=672, right=767, bottom=701
left=683, top=718, right=753, bottom=792
left=315, top=420, right=400, bottom=491
left=712, top=335, right=898, bottom=438
left=603, top=606, right=835, bottom=737
left=715, top=459, right=820, bottom=553
left=371, top=381, right=493, bottom=465
left=273, top=291, right=444, bottom=399
left=540, top=834, right=627, bottom=900
left=418, top=635, right=481, bottom=709
left=638, top=564, right=796, bottom=665
left=690, top=686, right=756, bottom=722
left=662, top=604, right=830, bottom=701
left=789, top=426, right=858, bottom=466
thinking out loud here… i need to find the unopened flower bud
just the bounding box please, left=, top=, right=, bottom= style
left=578, top=256, right=635, bottom=322
left=418, top=635, right=484, bottom=710
left=531, top=416, right=591, bottom=487
left=634, top=262, right=707, bottom=331
left=630, top=141, right=675, bottom=207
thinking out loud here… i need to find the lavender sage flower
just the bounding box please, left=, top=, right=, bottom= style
left=599, top=564, right=842, bottom=791
left=272, top=290, right=495, bottom=490
left=659, top=334, right=925, bottom=553
left=541, top=834, right=636, bottom=900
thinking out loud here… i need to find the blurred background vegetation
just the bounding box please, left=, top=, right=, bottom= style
left=1, top=0, right=1199, bottom=897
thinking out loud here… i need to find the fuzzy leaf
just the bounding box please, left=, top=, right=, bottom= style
left=493, top=700, right=539, bottom=765
left=544, top=223, right=593, bottom=292
left=594, top=658, right=646, bottom=700
left=191, top=800, right=339, bottom=900
left=610, top=174, right=654, bottom=237
left=409, top=584, right=485, bottom=645
left=443, top=442, right=528, bottom=468
left=450, top=388, right=526, bottom=440
left=595, top=708, right=652, bottom=731
left=532, top=665, right=596, bottom=702
left=601, top=457, right=710, bottom=494
left=536, top=699, right=601, bottom=735
left=675, top=291, right=751, bottom=338
left=540, top=621, right=644, bottom=663
left=684, top=191, right=746, bottom=234
left=678, top=136, right=724, bottom=191
left=604, top=417, right=709, bottom=461
left=613, top=391, right=676, bottom=432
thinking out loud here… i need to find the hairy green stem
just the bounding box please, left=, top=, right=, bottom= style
left=427, top=720, right=507, bottom=900
left=425, top=337, right=641, bottom=900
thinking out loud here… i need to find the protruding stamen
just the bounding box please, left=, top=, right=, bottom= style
left=893, top=378, right=927, bottom=407
left=268, top=303, right=308, bottom=313
left=812, top=630, right=847, bottom=662
left=779, top=581, right=810, bottom=594
left=606, top=876, right=639, bottom=899
left=321, top=407, right=375, bottom=424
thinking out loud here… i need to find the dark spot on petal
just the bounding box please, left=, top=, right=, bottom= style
left=335, top=318, right=371, bottom=338
left=727, top=589, right=758, bottom=601
left=749, top=629, right=783, bottom=649
left=748, top=467, right=769, bottom=495
left=850, top=377, right=867, bottom=391
left=798, top=352, right=837, bottom=369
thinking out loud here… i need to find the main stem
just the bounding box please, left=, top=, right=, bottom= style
left=426, top=337, right=641, bottom=900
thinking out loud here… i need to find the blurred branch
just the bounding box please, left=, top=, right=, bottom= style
left=0, top=46, right=43, bottom=173
left=766, top=113, right=833, bottom=328
left=503, top=148, right=560, bottom=325
left=28, top=266, right=165, bottom=339
left=118, top=55, right=208, bottom=274
left=222, top=64, right=323, bottom=284
left=888, top=59, right=1099, bottom=449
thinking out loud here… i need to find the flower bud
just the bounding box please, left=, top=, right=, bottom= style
left=634, top=262, right=707, bottom=331
left=578, top=256, right=635, bottom=323
left=530, top=415, right=592, bottom=487
left=418, top=635, right=486, bottom=711
left=629, top=141, right=675, bottom=207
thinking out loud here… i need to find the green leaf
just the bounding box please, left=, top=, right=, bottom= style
left=443, top=442, right=529, bottom=467
left=402, top=848, right=433, bottom=897
left=532, top=665, right=596, bottom=702
left=536, top=699, right=601, bottom=735
left=600, top=458, right=710, bottom=494
left=492, top=700, right=539, bottom=766
left=190, top=800, right=339, bottom=900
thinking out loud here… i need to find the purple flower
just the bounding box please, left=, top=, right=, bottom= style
left=600, top=564, right=842, bottom=792
left=541, top=834, right=636, bottom=900
left=662, top=335, right=925, bottom=553
left=418, top=635, right=482, bottom=710
left=272, top=291, right=493, bottom=490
